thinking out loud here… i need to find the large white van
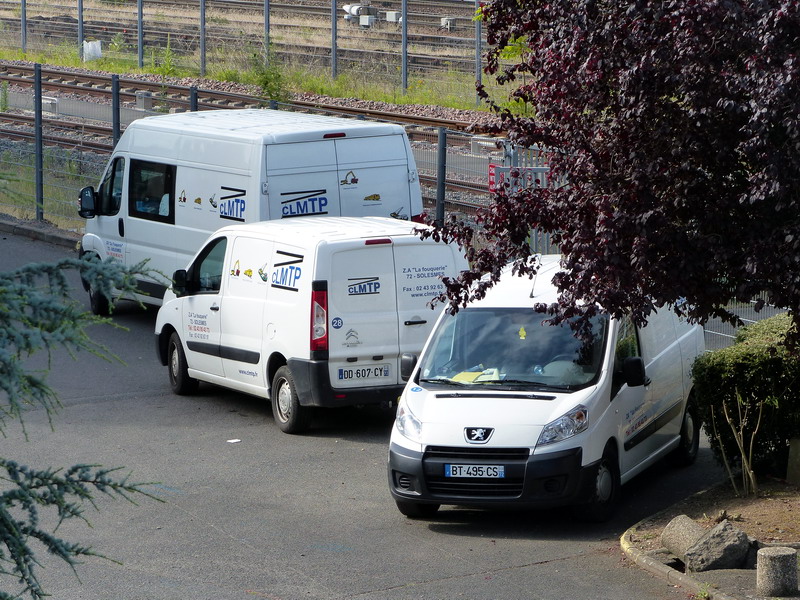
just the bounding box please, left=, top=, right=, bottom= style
left=78, top=108, right=423, bottom=314
left=388, top=256, right=705, bottom=520
left=154, top=216, right=467, bottom=434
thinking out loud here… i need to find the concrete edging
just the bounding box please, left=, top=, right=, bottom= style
left=0, top=218, right=81, bottom=250
left=620, top=523, right=740, bottom=600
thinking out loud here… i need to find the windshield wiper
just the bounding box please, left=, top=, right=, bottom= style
left=475, top=379, right=572, bottom=391
left=419, top=377, right=473, bottom=386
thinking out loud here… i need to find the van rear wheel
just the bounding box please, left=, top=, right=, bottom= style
left=670, top=398, right=700, bottom=466
left=395, top=500, right=440, bottom=519
left=168, top=332, right=199, bottom=395
left=271, top=366, right=311, bottom=434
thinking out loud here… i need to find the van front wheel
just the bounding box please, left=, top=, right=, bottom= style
left=271, top=366, right=311, bottom=434
left=580, top=443, right=620, bottom=522
left=88, top=283, right=111, bottom=316
left=168, top=333, right=199, bottom=395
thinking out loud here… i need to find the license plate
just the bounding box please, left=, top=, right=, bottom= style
left=337, top=364, right=390, bottom=381
left=445, top=464, right=505, bottom=478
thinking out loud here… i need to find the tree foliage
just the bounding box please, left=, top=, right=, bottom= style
left=428, top=0, right=800, bottom=340
left=0, top=255, right=156, bottom=600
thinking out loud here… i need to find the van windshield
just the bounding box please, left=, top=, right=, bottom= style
left=418, top=308, right=608, bottom=391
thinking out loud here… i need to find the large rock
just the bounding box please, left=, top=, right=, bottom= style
left=661, top=515, right=706, bottom=560
left=684, top=520, right=751, bottom=572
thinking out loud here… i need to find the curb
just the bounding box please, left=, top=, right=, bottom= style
left=0, top=218, right=81, bottom=250
left=620, top=524, right=740, bottom=600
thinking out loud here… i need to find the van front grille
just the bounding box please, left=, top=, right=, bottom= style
left=424, top=446, right=529, bottom=461
left=422, top=446, right=529, bottom=498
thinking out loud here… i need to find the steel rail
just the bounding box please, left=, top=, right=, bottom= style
left=0, top=63, right=480, bottom=131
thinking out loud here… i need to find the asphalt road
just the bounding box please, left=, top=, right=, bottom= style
left=0, top=228, right=727, bottom=600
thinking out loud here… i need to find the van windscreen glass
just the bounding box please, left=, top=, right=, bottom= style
left=418, top=308, right=608, bottom=391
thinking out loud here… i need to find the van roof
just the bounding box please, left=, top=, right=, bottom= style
left=213, top=216, right=431, bottom=243
left=128, top=109, right=405, bottom=144
left=474, top=255, right=563, bottom=308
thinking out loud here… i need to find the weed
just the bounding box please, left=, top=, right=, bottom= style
left=0, top=81, right=8, bottom=112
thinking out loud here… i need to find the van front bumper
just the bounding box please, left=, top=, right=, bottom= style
left=288, top=358, right=404, bottom=408
left=388, top=442, right=599, bottom=509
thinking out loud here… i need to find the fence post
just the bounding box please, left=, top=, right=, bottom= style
left=331, top=0, right=337, bottom=79
left=401, top=0, right=408, bottom=92
left=112, top=75, right=121, bottom=144
left=263, top=0, right=270, bottom=65
left=137, top=0, right=144, bottom=68
left=78, top=0, right=85, bottom=61
left=435, top=127, right=447, bottom=227
left=199, top=0, right=206, bottom=77
left=21, top=0, right=27, bottom=52
left=34, top=64, right=44, bottom=222
left=474, top=0, right=482, bottom=105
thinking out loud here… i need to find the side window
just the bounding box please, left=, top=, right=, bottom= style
left=129, top=159, right=176, bottom=224
left=97, top=156, right=125, bottom=215
left=190, top=237, right=227, bottom=294
left=612, top=315, right=641, bottom=396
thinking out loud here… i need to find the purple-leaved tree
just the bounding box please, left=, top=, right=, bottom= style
left=426, top=0, right=800, bottom=343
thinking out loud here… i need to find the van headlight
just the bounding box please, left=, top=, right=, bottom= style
left=538, top=405, right=589, bottom=446
left=395, top=400, right=422, bottom=443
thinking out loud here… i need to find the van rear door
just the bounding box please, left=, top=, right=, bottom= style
left=334, top=135, right=415, bottom=220
left=265, top=141, right=341, bottom=219
left=326, top=237, right=462, bottom=389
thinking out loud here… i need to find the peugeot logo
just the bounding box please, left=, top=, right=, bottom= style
left=465, top=427, right=494, bottom=444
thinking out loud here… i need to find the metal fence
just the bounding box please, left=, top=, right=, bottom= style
left=0, top=72, right=780, bottom=349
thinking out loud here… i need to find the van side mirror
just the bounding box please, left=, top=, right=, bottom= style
left=78, top=186, right=97, bottom=218
left=400, top=353, right=418, bottom=381
left=172, top=269, right=188, bottom=297
left=622, top=357, right=651, bottom=387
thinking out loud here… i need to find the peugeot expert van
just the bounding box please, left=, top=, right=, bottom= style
left=154, top=217, right=467, bottom=434
left=78, top=109, right=424, bottom=314
left=388, top=256, right=704, bottom=520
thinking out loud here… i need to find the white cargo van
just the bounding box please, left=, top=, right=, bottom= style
left=388, top=256, right=705, bottom=520
left=154, top=216, right=467, bottom=434
left=77, top=108, right=424, bottom=314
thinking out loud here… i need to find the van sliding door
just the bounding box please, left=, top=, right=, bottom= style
left=265, top=141, right=340, bottom=219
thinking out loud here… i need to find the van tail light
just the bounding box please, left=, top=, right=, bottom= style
left=311, top=283, right=328, bottom=352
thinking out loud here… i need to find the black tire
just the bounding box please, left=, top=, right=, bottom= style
left=88, top=282, right=111, bottom=316
left=580, top=443, right=621, bottom=522
left=670, top=398, right=700, bottom=467
left=271, top=366, right=312, bottom=434
left=395, top=500, right=440, bottom=519
left=168, top=332, right=199, bottom=395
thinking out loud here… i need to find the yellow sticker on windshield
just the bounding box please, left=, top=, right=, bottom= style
left=518, top=326, right=527, bottom=339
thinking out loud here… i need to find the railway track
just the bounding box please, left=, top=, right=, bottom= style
left=0, top=63, right=482, bottom=132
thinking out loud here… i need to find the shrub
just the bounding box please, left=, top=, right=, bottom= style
left=693, top=313, right=800, bottom=488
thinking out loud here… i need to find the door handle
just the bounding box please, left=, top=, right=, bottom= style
left=404, top=319, right=427, bottom=326
left=118, top=217, right=124, bottom=237
left=210, top=304, right=220, bottom=312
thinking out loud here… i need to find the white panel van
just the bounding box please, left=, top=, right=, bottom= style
left=154, top=216, right=467, bottom=434
left=388, top=256, right=705, bottom=520
left=77, top=109, right=423, bottom=314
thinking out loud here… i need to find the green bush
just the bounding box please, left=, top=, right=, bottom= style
left=693, top=313, right=800, bottom=479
